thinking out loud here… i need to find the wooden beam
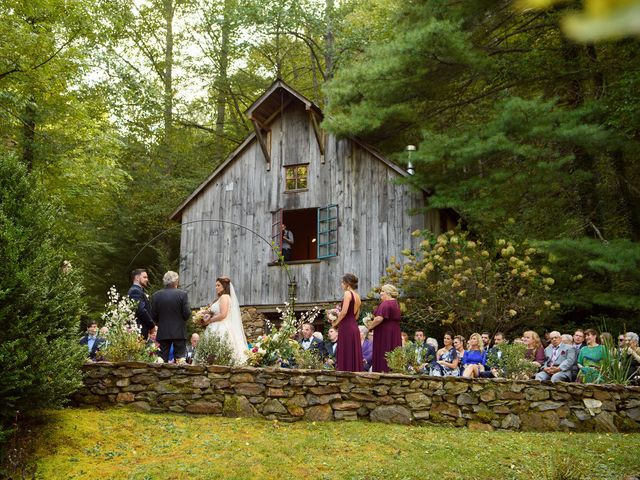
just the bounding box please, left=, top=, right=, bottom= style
left=309, top=110, right=325, bottom=158
left=251, top=118, right=271, bottom=170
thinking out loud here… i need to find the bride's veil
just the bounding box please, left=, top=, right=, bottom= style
left=227, top=283, right=248, bottom=364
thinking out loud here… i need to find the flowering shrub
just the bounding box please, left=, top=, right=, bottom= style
left=100, top=287, right=157, bottom=362
left=247, top=302, right=321, bottom=367
left=379, top=230, right=556, bottom=335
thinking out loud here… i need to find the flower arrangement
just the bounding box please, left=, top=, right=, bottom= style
left=246, top=302, right=321, bottom=368
left=100, top=286, right=157, bottom=362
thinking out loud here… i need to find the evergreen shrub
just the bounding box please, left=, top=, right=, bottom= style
left=0, top=154, right=86, bottom=442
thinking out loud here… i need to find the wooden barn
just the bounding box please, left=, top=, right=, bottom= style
left=170, top=80, right=454, bottom=313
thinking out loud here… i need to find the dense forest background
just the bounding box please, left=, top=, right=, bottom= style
left=1, top=0, right=638, bottom=332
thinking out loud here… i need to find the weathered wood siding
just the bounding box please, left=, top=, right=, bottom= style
left=179, top=103, right=436, bottom=308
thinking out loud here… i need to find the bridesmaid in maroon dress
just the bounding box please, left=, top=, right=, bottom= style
left=333, top=273, right=363, bottom=372
left=368, top=284, right=402, bottom=372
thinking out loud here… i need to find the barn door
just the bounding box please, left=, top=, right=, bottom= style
left=317, top=204, right=338, bottom=259
left=271, top=209, right=283, bottom=262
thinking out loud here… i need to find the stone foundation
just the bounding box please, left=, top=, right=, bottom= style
left=74, top=362, right=640, bottom=432
left=240, top=307, right=266, bottom=341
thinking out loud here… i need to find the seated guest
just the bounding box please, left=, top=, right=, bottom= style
left=622, top=332, right=640, bottom=381
left=359, top=325, right=373, bottom=371
left=324, top=327, right=338, bottom=367
left=480, top=332, right=506, bottom=378
left=79, top=321, right=105, bottom=361
left=414, top=330, right=436, bottom=373
left=430, top=332, right=459, bottom=377
left=453, top=335, right=466, bottom=375
left=573, top=329, right=586, bottom=350
left=561, top=334, right=573, bottom=345
left=312, top=331, right=324, bottom=342
left=535, top=331, right=577, bottom=382
left=481, top=332, right=492, bottom=350
left=299, top=322, right=325, bottom=356
left=401, top=331, right=409, bottom=346
left=185, top=333, right=199, bottom=364
left=426, top=337, right=438, bottom=352
left=462, top=333, right=486, bottom=378
left=600, top=332, right=614, bottom=348
left=523, top=330, right=545, bottom=367
left=577, top=329, right=606, bottom=383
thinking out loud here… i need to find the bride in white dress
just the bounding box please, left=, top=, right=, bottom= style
left=202, top=277, right=248, bottom=364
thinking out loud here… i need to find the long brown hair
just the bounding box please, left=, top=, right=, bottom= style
left=216, top=277, right=231, bottom=296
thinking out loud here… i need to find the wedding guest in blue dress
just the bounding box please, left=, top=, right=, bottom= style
left=332, top=273, right=363, bottom=372
left=462, top=333, right=486, bottom=378
left=430, top=332, right=460, bottom=377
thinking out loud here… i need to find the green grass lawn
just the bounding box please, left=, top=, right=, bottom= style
left=31, top=408, right=639, bottom=480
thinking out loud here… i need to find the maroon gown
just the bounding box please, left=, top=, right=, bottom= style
left=371, top=299, right=402, bottom=372
left=336, top=291, right=363, bottom=372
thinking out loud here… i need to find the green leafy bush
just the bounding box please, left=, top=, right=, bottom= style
left=486, top=343, right=539, bottom=380
left=293, top=347, right=325, bottom=370
left=0, top=153, right=86, bottom=442
left=384, top=342, right=420, bottom=374
left=195, top=332, right=236, bottom=366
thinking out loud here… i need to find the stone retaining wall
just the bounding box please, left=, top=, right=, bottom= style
left=74, top=362, right=640, bottom=432
left=240, top=307, right=266, bottom=341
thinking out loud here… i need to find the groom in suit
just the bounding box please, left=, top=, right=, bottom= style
left=151, top=271, right=191, bottom=363
left=535, top=331, right=577, bottom=382
left=128, top=268, right=155, bottom=339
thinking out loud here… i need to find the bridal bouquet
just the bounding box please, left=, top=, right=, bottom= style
left=192, top=305, right=211, bottom=329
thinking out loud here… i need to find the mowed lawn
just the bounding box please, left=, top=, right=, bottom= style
left=32, top=408, right=640, bottom=480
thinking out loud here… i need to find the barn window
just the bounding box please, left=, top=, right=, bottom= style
left=317, top=204, right=338, bottom=258
left=270, top=205, right=339, bottom=263
left=284, top=164, right=308, bottom=191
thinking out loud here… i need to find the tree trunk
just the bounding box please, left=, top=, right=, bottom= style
left=324, top=0, right=334, bottom=81
left=163, top=0, right=174, bottom=150
left=22, top=99, right=36, bottom=171
left=214, top=0, right=231, bottom=161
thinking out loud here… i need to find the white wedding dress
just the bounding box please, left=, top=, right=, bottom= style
left=204, top=283, right=248, bottom=364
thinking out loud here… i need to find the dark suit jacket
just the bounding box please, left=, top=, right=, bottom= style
left=128, top=284, right=155, bottom=338
left=324, top=341, right=337, bottom=360
left=299, top=336, right=325, bottom=357
left=79, top=335, right=105, bottom=360
left=151, top=287, right=191, bottom=341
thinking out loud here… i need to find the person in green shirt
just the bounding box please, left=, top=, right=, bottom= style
left=577, top=328, right=606, bottom=383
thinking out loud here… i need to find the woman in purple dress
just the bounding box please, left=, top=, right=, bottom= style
left=368, top=284, right=402, bottom=372
left=332, top=273, right=363, bottom=372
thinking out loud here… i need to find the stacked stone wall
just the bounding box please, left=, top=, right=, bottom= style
left=74, top=363, right=640, bottom=432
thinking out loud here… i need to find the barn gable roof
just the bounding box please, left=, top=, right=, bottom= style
left=170, top=80, right=416, bottom=221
